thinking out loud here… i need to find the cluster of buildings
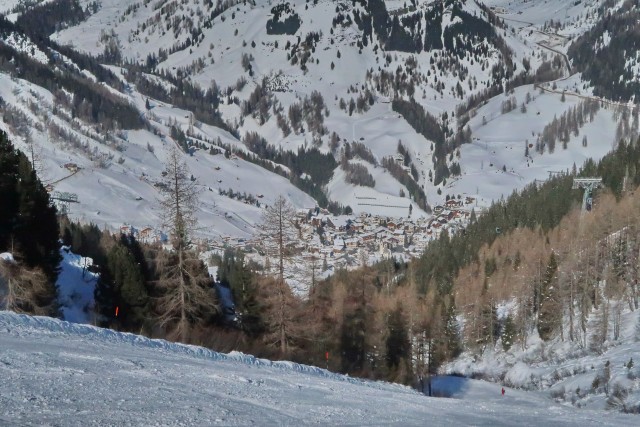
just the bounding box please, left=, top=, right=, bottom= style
left=213, top=197, right=476, bottom=272
left=118, top=197, right=477, bottom=275
left=119, top=224, right=167, bottom=244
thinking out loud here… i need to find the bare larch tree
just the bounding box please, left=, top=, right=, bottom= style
left=0, top=257, right=55, bottom=316
left=156, top=147, right=217, bottom=342
left=260, top=195, right=300, bottom=355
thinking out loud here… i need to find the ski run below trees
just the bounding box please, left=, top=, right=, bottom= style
left=0, top=310, right=638, bottom=426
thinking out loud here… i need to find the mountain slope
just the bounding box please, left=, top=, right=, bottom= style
left=0, top=0, right=635, bottom=241
left=0, top=310, right=637, bottom=426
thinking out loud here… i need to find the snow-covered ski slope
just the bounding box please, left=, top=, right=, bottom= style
left=0, top=311, right=637, bottom=426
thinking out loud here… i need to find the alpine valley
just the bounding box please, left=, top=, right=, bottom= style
left=1, top=0, right=640, bottom=424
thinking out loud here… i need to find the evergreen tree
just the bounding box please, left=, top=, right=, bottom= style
left=107, top=236, right=150, bottom=331
left=0, top=131, right=59, bottom=314
left=341, top=305, right=367, bottom=373
left=502, top=314, right=516, bottom=351
left=219, top=249, right=264, bottom=336
left=442, top=300, right=462, bottom=359
left=385, top=304, right=410, bottom=370
left=538, top=252, right=560, bottom=341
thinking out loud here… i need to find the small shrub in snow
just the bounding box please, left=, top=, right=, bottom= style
left=549, top=385, right=565, bottom=400
left=606, top=383, right=628, bottom=410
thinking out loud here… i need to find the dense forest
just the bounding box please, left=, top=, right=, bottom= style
left=568, top=0, right=640, bottom=101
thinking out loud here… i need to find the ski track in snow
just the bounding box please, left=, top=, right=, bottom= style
left=0, top=311, right=638, bottom=426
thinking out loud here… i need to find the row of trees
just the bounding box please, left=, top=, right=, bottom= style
left=536, top=99, right=601, bottom=154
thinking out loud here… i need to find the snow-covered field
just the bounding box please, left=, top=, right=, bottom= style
left=0, top=311, right=637, bottom=426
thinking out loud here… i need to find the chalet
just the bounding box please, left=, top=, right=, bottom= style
left=320, top=246, right=333, bottom=256
left=351, top=221, right=365, bottom=232
left=139, top=226, right=154, bottom=240
left=387, top=220, right=398, bottom=230
left=345, top=238, right=358, bottom=249
left=433, top=205, right=444, bottom=214
left=324, top=217, right=336, bottom=230
left=394, top=229, right=407, bottom=246
left=445, top=199, right=461, bottom=209
left=64, top=163, right=79, bottom=173
left=360, top=232, right=376, bottom=243
left=403, top=222, right=415, bottom=233
left=333, top=238, right=345, bottom=253
left=375, top=227, right=390, bottom=240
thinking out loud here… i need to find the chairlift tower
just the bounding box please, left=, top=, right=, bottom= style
left=572, top=178, right=602, bottom=212
left=49, top=191, right=79, bottom=215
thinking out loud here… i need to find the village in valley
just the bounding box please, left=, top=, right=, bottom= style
left=117, top=196, right=477, bottom=285
left=215, top=196, right=477, bottom=281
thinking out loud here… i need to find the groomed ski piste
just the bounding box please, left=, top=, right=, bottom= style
left=0, top=311, right=637, bottom=426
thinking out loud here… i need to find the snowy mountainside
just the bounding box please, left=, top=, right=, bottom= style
left=0, top=0, right=633, bottom=239
left=49, top=0, right=550, bottom=205
left=0, top=67, right=314, bottom=239
left=446, top=304, right=640, bottom=413
left=0, top=310, right=638, bottom=426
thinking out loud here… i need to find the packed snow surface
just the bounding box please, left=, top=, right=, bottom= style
left=0, top=312, right=637, bottom=426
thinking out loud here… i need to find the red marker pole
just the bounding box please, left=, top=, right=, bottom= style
left=325, top=351, right=329, bottom=370
left=115, top=306, right=119, bottom=318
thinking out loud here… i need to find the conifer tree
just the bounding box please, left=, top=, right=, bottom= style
left=341, top=305, right=367, bottom=373
left=0, top=131, right=59, bottom=314
left=385, top=304, right=412, bottom=382
left=106, top=236, right=149, bottom=331
left=219, top=249, right=264, bottom=336
left=502, top=314, right=516, bottom=351
left=538, top=252, right=560, bottom=341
